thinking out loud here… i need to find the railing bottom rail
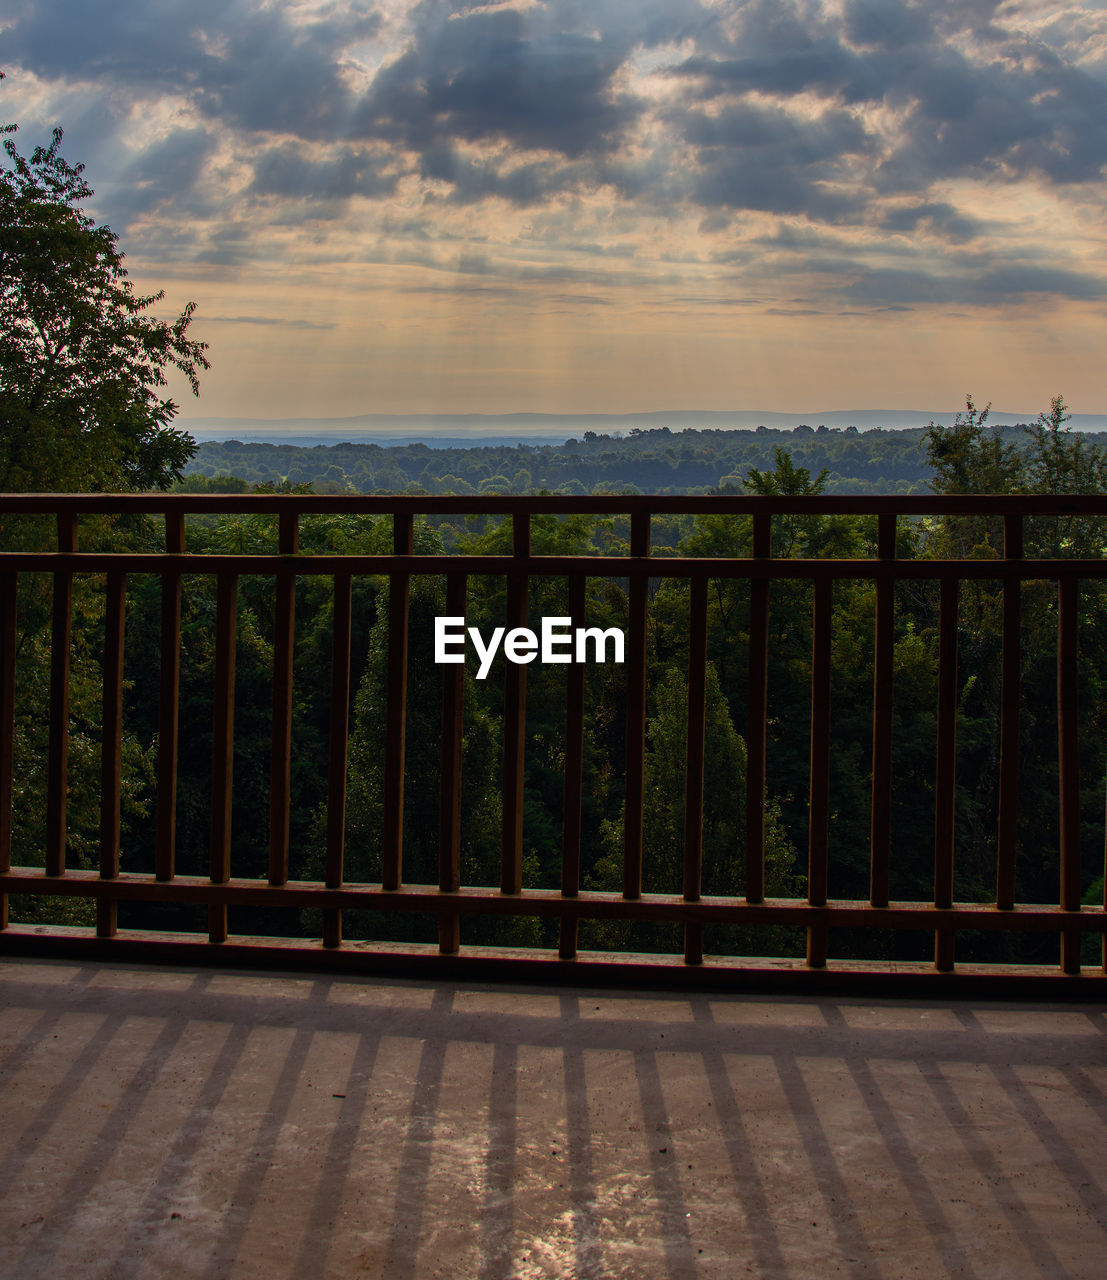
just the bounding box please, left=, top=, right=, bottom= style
left=2, top=924, right=1105, bottom=1000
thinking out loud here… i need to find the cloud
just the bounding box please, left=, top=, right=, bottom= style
left=4, top=0, right=1107, bottom=316
left=416, top=142, right=594, bottom=205
left=2, top=0, right=383, bottom=140
left=113, top=127, right=216, bottom=221
left=670, top=0, right=1107, bottom=195
left=249, top=142, right=399, bottom=200
left=202, top=314, right=338, bottom=329
left=354, top=9, right=635, bottom=157
left=879, top=201, right=984, bottom=243
left=669, top=96, right=875, bottom=218
left=837, top=262, right=1107, bottom=308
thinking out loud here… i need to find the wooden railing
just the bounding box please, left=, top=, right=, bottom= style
left=1, top=492, right=1105, bottom=993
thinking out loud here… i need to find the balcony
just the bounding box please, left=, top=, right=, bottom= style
left=0, top=492, right=1105, bottom=992
left=2, top=493, right=1107, bottom=1275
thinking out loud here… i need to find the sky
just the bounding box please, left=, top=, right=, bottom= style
left=3, top=0, right=1107, bottom=420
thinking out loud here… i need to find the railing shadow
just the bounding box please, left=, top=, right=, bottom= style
left=2, top=960, right=1106, bottom=1279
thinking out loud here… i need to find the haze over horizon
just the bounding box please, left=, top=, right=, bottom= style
left=178, top=404, right=1107, bottom=445
left=4, top=0, right=1107, bottom=421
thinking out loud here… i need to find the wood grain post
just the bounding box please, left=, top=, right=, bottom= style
left=997, top=514, right=1022, bottom=911
left=1058, top=576, right=1081, bottom=974
left=807, top=577, right=832, bottom=968
left=382, top=513, right=413, bottom=892
left=934, top=577, right=958, bottom=972
left=45, top=512, right=77, bottom=877
left=209, top=573, right=237, bottom=943
left=156, top=512, right=185, bottom=882
left=97, top=570, right=126, bottom=937
left=684, top=576, right=708, bottom=965
left=559, top=573, right=586, bottom=960
left=268, top=511, right=298, bottom=887
left=745, top=513, right=771, bottom=904
left=0, top=573, right=17, bottom=929
left=870, top=514, right=895, bottom=908
left=324, top=573, right=352, bottom=948
left=502, top=514, right=529, bottom=896
left=439, top=571, right=466, bottom=954
left=623, top=509, right=650, bottom=901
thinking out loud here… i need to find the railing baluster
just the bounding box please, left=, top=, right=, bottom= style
left=997, top=514, right=1022, bottom=911
left=870, top=514, right=895, bottom=908
left=324, top=572, right=353, bottom=949
left=502, top=513, right=529, bottom=896
left=156, top=512, right=184, bottom=882
left=46, top=511, right=77, bottom=878
left=934, top=576, right=958, bottom=971
left=209, top=572, right=237, bottom=944
left=439, top=571, right=466, bottom=954
left=0, top=572, right=16, bottom=930
left=683, top=575, right=708, bottom=965
left=97, top=570, right=126, bottom=938
left=623, top=508, right=650, bottom=901
left=560, top=573, right=586, bottom=960
left=1058, top=575, right=1081, bottom=974
left=807, top=576, right=832, bottom=968
left=746, top=513, right=771, bottom=904
left=268, top=511, right=298, bottom=887
left=382, top=512, right=413, bottom=892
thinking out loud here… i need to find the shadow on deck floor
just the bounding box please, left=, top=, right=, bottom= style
left=1, top=957, right=1105, bottom=1279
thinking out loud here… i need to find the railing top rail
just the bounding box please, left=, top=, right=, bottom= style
left=2, top=553, right=1106, bottom=577
left=3, top=492, right=1107, bottom=517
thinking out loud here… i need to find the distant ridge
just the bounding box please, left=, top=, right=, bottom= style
left=181, top=407, right=1107, bottom=446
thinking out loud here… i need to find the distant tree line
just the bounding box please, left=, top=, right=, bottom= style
left=181, top=422, right=1107, bottom=497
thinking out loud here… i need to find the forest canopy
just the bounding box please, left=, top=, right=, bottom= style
left=181, top=416, right=1107, bottom=498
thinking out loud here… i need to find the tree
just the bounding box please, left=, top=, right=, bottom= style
left=921, top=393, right=1107, bottom=957
left=0, top=105, right=209, bottom=492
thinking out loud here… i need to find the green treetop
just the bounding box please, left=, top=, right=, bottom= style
left=0, top=103, right=209, bottom=492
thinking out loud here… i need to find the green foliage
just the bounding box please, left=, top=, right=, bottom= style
left=187, top=418, right=1107, bottom=500
left=922, top=394, right=1107, bottom=960
left=186, top=425, right=946, bottom=496
left=7, top=568, right=156, bottom=928
left=925, top=396, right=1023, bottom=497
left=0, top=116, right=208, bottom=492
left=743, top=446, right=830, bottom=498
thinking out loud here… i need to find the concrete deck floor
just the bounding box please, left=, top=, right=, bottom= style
left=1, top=959, right=1105, bottom=1279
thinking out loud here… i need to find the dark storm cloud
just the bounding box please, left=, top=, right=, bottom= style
left=354, top=8, right=634, bottom=158
left=670, top=0, right=887, bottom=103
left=678, top=99, right=870, bottom=158
left=879, top=202, right=983, bottom=244
left=837, top=263, right=1107, bottom=308
left=416, top=142, right=592, bottom=205
left=249, top=143, right=398, bottom=200
left=9, top=0, right=1107, bottom=203
left=669, top=96, right=873, bottom=218
left=2, top=0, right=381, bottom=139
left=693, top=158, right=864, bottom=220
left=5, top=0, right=1107, bottom=310
left=671, top=0, right=1107, bottom=195
left=114, top=128, right=216, bottom=220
